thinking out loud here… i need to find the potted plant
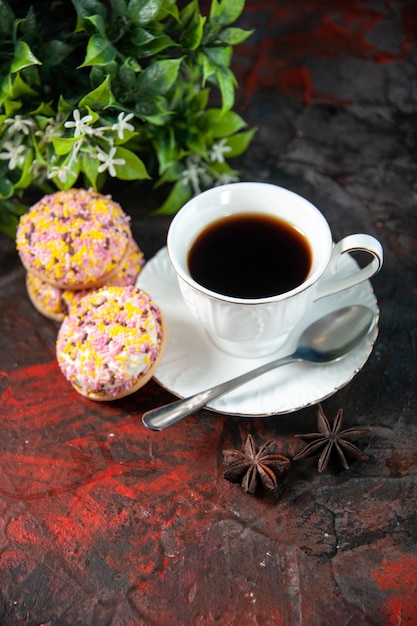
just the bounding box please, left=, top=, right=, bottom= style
left=0, top=0, right=254, bottom=236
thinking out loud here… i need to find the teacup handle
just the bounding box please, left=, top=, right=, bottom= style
left=315, top=234, right=383, bottom=300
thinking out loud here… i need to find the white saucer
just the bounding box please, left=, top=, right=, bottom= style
left=137, top=247, right=379, bottom=417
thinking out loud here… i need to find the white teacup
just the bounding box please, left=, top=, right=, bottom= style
left=167, top=182, right=383, bottom=358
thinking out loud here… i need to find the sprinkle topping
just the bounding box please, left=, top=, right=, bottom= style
left=27, top=240, right=145, bottom=320
left=16, top=188, right=132, bottom=288
left=26, top=272, right=67, bottom=320
left=56, top=286, right=163, bottom=398
left=62, top=239, right=145, bottom=311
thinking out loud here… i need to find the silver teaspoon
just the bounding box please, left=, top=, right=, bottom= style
left=142, top=305, right=376, bottom=431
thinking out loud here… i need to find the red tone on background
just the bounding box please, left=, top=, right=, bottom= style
left=239, top=0, right=417, bottom=104
left=1, top=1, right=417, bottom=624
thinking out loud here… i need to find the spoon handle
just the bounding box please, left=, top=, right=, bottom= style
left=142, top=354, right=297, bottom=431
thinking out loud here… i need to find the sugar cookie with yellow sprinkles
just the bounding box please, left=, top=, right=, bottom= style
left=56, top=285, right=166, bottom=400
left=26, top=272, right=68, bottom=322
left=26, top=239, right=146, bottom=321
left=16, top=188, right=132, bottom=290
left=62, top=238, right=146, bottom=312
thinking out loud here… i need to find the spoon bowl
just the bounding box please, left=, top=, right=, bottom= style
left=142, top=305, right=376, bottom=431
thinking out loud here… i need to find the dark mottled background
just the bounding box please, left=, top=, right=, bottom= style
left=1, top=1, right=417, bottom=624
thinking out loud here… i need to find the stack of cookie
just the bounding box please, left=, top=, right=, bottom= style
left=16, top=187, right=145, bottom=321
left=16, top=188, right=165, bottom=401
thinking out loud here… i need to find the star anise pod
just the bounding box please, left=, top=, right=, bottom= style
left=293, top=405, right=371, bottom=473
left=223, top=434, right=290, bottom=494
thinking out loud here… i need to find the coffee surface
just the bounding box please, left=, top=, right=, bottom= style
left=187, top=213, right=312, bottom=298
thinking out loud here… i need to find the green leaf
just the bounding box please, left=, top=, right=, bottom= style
left=135, top=33, right=176, bottom=57
left=0, top=192, right=29, bottom=232
left=110, top=0, right=128, bottom=17
left=13, top=148, right=35, bottom=191
left=159, top=0, right=180, bottom=20
left=0, top=0, right=254, bottom=235
left=155, top=178, right=192, bottom=214
left=0, top=1, right=15, bottom=38
left=1, top=96, right=22, bottom=117
left=71, top=0, right=107, bottom=21
left=32, top=135, right=48, bottom=165
left=179, top=0, right=199, bottom=25
left=139, top=109, right=172, bottom=126
left=205, top=44, right=233, bottom=68
left=10, top=73, right=38, bottom=100
left=209, top=0, right=245, bottom=26
left=51, top=136, right=81, bottom=156
left=192, top=87, right=210, bottom=111
left=181, top=14, right=206, bottom=50
left=0, top=174, right=14, bottom=200
left=217, top=65, right=236, bottom=112
left=200, top=108, right=246, bottom=136
left=186, top=134, right=208, bottom=158
left=152, top=127, right=182, bottom=173
left=112, top=146, right=150, bottom=180
left=0, top=209, right=19, bottom=238
left=118, top=59, right=140, bottom=91
left=84, top=106, right=100, bottom=123
left=82, top=151, right=100, bottom=187
left=43, top=39, right=75, bottom=66
left=209, top=159, right=238, bottom=177
left=218, top=26, right=253, bottom=45
left=84, top=13, right=107, bottom=35
left=135, top=94, right=170, bottom=119
left=10, top=41, right=41, bottom=73
left=0, top=75, right=12, bottom=104
left=196, top=52, right=208, bottom=84
left=113, top=127, right=137, bottom=146
left=136, top=58, right=182, bottom=95
left=198, top=48, right=237, bottom=92
left=155, top=162, right=182, bottom=185
left=79, top=75, right=114, bottom=109
left=90, top=61, right=119, bottom=87
left=224, top=127, right=256, bottom=157
left=79, top=33, right=116, bottom=67
left=57, top=95, right=75, bottom=113
left=17, top=6, right=38, bottom=40
left=131, top=26, right=156, bottom=46
left=127, top=0, right=163, bottom=25
left=31, top=103, right=59, bottom=117
left=52, top=161, right=80, bottom=190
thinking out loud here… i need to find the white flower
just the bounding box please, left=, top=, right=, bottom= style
left=43, top=114, right=66, bottom=138
left=45, top=113, right=65, bottom=134
left=64, top=109, right=94, bottom=137
left=111, top=112, right=135, bottom=140
left=208, top=138, right=232, bottom=163
left=30, top=161, right=48, bottom=181
left=47, top=164, right=74, bottom=183
left=214, top=173, right=239, bottom=186
left=34, top=114, right=65, bottom=148
left=90, top=126, right=109, bottom=140
left=96, top=145, right=125, bottom=177
left=69, top=139, right=84, bottom=161
left=3, top=115, right=36, bottom=136
left=200, top=169, right=215, bottom=188
left=0, top=140, right=26, bottom=170
left=181, top=156, right=206, bottom=195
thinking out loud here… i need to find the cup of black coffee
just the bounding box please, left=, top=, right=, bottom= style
left=167, top=182, right=383, bottom=358
left=188, top=212, right=312, bottom=299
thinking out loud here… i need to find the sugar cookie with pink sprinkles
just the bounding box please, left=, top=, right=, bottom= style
left=56, top=286, right=166, bottom=400
left=16, top=188, right=132, bottom=290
